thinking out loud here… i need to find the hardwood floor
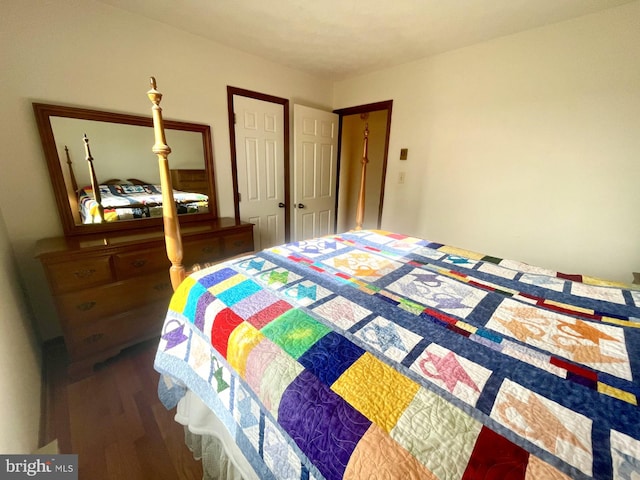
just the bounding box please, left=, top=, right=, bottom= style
left=43, top=337, right=204, bottom=479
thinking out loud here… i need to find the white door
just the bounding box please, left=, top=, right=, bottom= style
left=234, top=95, right=286, bottom=250
left=293, top=105, right=339, bottom=241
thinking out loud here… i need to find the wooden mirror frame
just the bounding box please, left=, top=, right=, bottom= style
left=33, top=102, right=217, bottom=236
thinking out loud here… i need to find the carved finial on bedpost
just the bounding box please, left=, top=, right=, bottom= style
left=354, top=124, right=369, bottom=231
left=147, top=77, right=185, bottom=291
left=83, top=134, right=104, bottom=223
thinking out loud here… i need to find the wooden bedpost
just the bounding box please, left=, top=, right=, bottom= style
left=147, top=77, right=185, bottom=290
left=64, top=145, right=79, bottom=194
left=354, top=124, right=369, bottom=231
left=82, top=134, right=104, bottom=223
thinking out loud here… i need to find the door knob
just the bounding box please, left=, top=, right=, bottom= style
left=278, top=202, right=285, bottom=208
left=297, top=203, right=305, bottom=209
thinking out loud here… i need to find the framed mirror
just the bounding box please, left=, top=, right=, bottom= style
left=33, top=103, right=217, bottom=236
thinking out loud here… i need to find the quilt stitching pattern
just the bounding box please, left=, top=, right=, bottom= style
left=155, top=230, right=640, bottom=480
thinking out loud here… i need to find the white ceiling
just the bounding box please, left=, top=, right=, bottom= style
left=99, top=0, right=634, bottom=80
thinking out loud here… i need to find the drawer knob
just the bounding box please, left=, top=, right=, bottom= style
left=131, top=259, right=147, bottom=268
left=233, top=240, right=244, bottom=247
left=73, top=269, right=96, bottom=279
left=76, top=301, right=96, bottom=311
left=153, top=282, right=171, bottom=291
left=201, top=245, right=215, bottom=253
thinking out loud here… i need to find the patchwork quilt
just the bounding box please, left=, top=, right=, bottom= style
left=154, top=230, right=640, bottom=480
left=78, top=183, right=208, bottom=223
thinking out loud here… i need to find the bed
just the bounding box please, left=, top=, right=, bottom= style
left=70, top=135, right=209, bottom=223
left=77, top=181, right=208, bottom=223
left=148, top=79, right=640, bottom=479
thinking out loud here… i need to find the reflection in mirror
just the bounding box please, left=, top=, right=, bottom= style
left=33, top=103, right=217, bottom=236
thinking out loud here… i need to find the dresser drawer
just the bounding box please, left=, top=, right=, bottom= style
left=223, top=231, right=254, bottom=256
left=56, top=273, right=172, bottom=325
left=46, top=256, right=113, bottom=294
left=184, top=237, right=222, bottom=267
left=66, top=301, right=167, bottom=359
left=114, top=247, right=168, bottom=279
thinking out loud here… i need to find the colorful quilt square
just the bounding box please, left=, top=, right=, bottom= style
left=261, top=309, right=331, bottom=359
left=236, top=256, right=276, bottom=274
left=443, top=254, right=478, bottom=268
left=312, top=296, right=372, bottom=331
left=344, top=423, right=436, bottom=479
left=323, top=251, right=402, bottom=280
left=216, top=279, right=263, bottom=306
left=438, top=246, right=484, bottom=261
left=354, top=316, right=422, bottom=362
left=226, top=322, right=265, bottom=378
left=244, top=338, right=282, bottom=395
left=209, top=307, right=244, bottom=359
left=283, top=280, right=331, bottom=307
left=160, top=319, right=190, bottom=356
left=332, top=352, right=419, bottom=433
left=486, top=298, right=631, bottom=380
left=279, top=370, right=371, bottom=480
left=388, top=236, right=423, bottom=249
left=168, top=276, right=197, bottom=314
left=246, top=300, right=293, bottom=330
left=259, top=267, right=302, bottom=289
left=386, top=268, right=487, bottom=318
left=231, top=289, right=281, bottom=319
left=298, top=332, right=365, bottom=386
left=258, top=348, right=305, bottom=417
left=462, top=426, right=528, bottom=480
left=286, top=238, right=347, bottom=257
left=409, top=343, right=492, bottom=407
left=198, top=267, right=238, bottom=289
left=391, top=387, right=482, bottom=478
left=491, top=379, right=593, bottom=476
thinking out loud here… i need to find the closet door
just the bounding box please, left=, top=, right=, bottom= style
left=293, top=104, right=339, bottom=241
left=233, top=94, right=286, bottom=250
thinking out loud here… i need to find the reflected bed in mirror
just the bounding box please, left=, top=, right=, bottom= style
left=33, top=103, right=217, bottom=236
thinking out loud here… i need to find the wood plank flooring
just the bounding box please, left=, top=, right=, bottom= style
left=43, top=338, right=203, bottom=479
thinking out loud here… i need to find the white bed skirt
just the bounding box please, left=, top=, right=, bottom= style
left=175, top=390, right=259, bottom=480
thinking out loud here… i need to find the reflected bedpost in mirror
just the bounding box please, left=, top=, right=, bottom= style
left=33, top=102, right=217, bottom=236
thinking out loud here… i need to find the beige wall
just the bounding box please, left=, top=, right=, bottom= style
left=334, top=2, right=640, bottom=283
left=0, top=210, right=41, bottom=453
left=0, top=0, right=333, bottom=340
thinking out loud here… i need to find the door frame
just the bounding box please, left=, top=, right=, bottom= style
left=333, top=100, right=393, bottom=231
left=227, top=86, right=291, bottom=241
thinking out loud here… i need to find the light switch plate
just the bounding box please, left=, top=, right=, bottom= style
left=400, top=148, right=408, bottom=160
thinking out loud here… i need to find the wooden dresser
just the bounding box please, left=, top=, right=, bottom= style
left=36, top=218, right=253, bottom=378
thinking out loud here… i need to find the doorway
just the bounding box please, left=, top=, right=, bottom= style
left=227, top=87, right=290, bottom=249
left=334, top=101, right=393, bottom=233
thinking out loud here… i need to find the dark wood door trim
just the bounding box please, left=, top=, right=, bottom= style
left=333, top=100, right=393, bottom=230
